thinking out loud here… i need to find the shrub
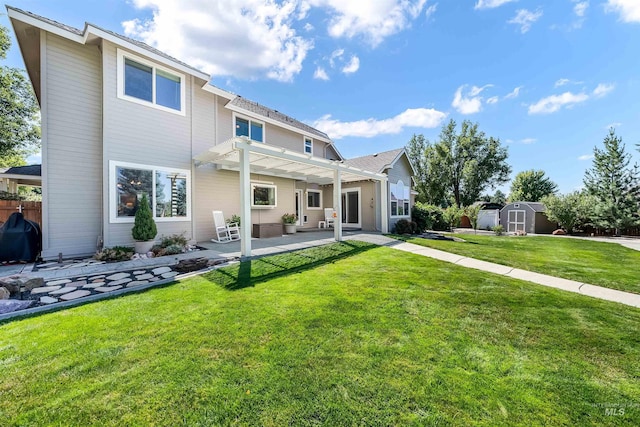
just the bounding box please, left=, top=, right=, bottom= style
left=443, top=206, right=463, bottom=231
left=228, top=214, right=241, bottom=226
left=131, top=194, right=157, bottom=241
left=162, top=244, right=184, bottom=255
left=395, top=219, right=415, bottom=234
left=412, top=203, right=448, bottom=232
left=492, top=225, right=504, bottom=236
left=160, top=233, right=188, bottom=248
left=94, top=246, right=134, bottom=261
left=282, top=213, right=297, bottom=224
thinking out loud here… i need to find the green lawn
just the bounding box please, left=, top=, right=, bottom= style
left=1, top=241, right=639, bottom=425
left=395, top=233, right=640, bottom=295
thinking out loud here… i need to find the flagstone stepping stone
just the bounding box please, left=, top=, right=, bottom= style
left=0, top=300, right=34, bottom=314
left=40, top=296, right=58, bottom=304
left=106, top=272, right=130, bottom=281
left=149, top=277, right=160, bottom=282
left=92, top=278, right=105, bottom=284
left=83, top=283, right=103, bottom=289
left=95, top=286, right=123, bottom=293
left=46, top=279, right=71, bottom=287
left=59, top=290, right=91, bottom=301
left=50, top=287, right=77, bottom=296
left=135, top=273, right=154, bottom=280
left=133, top=270, right=146, bottom=275
left=107, top=278, right=132, bottom=287
left=30, top=286, right=62, bottom=295
left=161, top=271, right=179, bottom=279
left=127, top=280, right=149, bottom=287
left=72, top=281, right=87, bottom=287
left=152, top=266, right=172, bottom=275
left=88, top=275, right=105, bottom=280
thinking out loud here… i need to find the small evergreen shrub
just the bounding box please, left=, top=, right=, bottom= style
left=131, top=194, right=157, bottom=241
left=162, top=244, right=184, bottom=255
left=492, top=225, right=504, bottom=236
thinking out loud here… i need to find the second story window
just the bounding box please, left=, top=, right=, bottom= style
left=304, top=137, right=313, bottom=154
left=118, top=49, right=185, bottom=115
left=235, top=117, right=264, bottom=142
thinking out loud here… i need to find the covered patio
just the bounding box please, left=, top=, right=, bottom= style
left=194, top=137, right=389, bottom=257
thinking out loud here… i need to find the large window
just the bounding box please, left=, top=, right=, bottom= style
left=390, top=180, right=410, bottom=217
left=306, top=189, right=322, bottom=209
left=117, top=49, right=185, bottom=115
left=235, top=116, right=264, bottom=142
left=252, top=183, right=276, bottom=208
left=110, top=161, right=191, bottom=223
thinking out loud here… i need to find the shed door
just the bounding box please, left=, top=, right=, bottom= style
left=508, top=210, right=526, bottom=233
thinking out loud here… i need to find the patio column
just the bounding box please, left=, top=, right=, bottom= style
left=239, top=146, right=252, bottom=257
left=333, top=169, right=342, bottom=241
left=380, top=177, right=388, bottom=234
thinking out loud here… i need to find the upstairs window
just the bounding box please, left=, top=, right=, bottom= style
left=118, top=49, right=185, bottom=115
left=235, top=116, right=264, bottom=142
left=304, top=137, right=313, bottom=155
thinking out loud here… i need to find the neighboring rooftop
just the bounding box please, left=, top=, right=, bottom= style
left=1, top=165, right=42, bottom=177
left=229, top=97, right=330, bottom=141
left=504, top=201, right=547, bottom=212
left=344, top=148, right=405, bottom=173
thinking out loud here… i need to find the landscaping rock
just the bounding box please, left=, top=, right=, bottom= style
left=107, top=278, right=132, bottom=287
left=95, top=286, right=122, bottom=293
left=133, top=270, right=146, bottom=275
left=161, top=271, right=178, bottom=279
left=40, top=296, right=58, bottom=304
left=82, top=283, right=103, bottom=289
left=0, top=299, right=34, bottom=314
left=88, top=275, right=105, bottom=281
left=30, top=286, right=62, bottom=295
left=59, top=290, right=91, bottom=301
left=0, top=287, right=10, bottom=300
left=91, top=278, right=105, bottom=284
left=174, top=258, right=208, bottom=273
left=127, top=280, right=149, bottom=287
left=49, top=287, right=77, bottom=296
left=46, top=279, right=71, bottom=287
left=152, top=266, right=172, bottom=275
left=72, top=280, right=87, bottom=287
left=23, top=277, right=45, bottom=291
left=0, top=277, right=22, bottom=294
left=552, top=229, right=567, bottom=235
left=134, top=273, right=154, bottom=280
left=105, top=272, right=130, bottom=281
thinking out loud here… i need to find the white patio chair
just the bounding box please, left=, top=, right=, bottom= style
left=211, top=211, right=240, bottom=243
left=324, top=208, right=336, bottom=228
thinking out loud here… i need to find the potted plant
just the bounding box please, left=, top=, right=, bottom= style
left=282, top=213, right=297, bottom=234
left=132, top=194, right=157, bottom=253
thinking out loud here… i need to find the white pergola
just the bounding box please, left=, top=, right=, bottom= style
left=194, top=137, right=388, bottom=257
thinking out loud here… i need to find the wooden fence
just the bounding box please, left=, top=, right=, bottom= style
left=0, top=200, right=42, bottom=226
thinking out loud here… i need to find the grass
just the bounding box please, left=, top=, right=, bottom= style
left=394, top=233, right=640, bottom=295
left=1, top=241, right=639, bottom=425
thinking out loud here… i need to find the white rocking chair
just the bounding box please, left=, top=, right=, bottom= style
left=324, top=208, right=336, bottom=228
left=211, top=211, right=240, bottom=243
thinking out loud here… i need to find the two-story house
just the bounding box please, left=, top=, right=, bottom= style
left=7, top=6, right=416, bottom=258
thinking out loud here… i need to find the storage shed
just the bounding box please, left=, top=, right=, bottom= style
left=500, top=202, right=557, bottom=234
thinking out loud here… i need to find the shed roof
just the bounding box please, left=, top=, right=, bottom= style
left=504, top=201, right=547, bottom=212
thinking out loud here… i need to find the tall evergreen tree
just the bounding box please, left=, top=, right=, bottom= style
left=405, top=134, right=429, bottom=203
left=584, top=129, right=640, bottom=235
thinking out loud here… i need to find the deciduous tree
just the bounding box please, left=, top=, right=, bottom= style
left=509, top=170, right=558, bottom=202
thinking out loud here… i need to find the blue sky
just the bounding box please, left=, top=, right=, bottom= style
left=3, top=0, right=640, bottom=195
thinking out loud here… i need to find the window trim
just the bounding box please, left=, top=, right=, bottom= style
left=233, top=112, right=266, bottom=143
left=306, top=189, right=323, bottom=210
left=116, top=49, right=186, bottom=116
left=109, top=160, right=192, bottom=224
left=390, top=180, right=411, bottom=218
left=304, top=137, right=313, bottom=155
left=251, top=183, right=277, bottom=209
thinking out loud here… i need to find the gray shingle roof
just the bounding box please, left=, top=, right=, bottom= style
left=506, top=202, right=547, bottom=212
left=343, top=148, right=404, bottom=173
left=229, top=97, right=330, bottom=140
left=3, top=165, right=41, bottom=176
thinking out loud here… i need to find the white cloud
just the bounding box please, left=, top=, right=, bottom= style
left=508, top=9, right=543, bottom=33
left=314, top=66, right=329, bottom=80
left=310, top=0, right=429, bottom=46
left=312, top=108, right=447, bottom=139
left=452, top=85, right=491, bottom=114
left=578, top=154, right=594, bottom=161
left=606, top=122, right=622, bottom=129
left=593, top=83, right=615, bottom=97
left=504, top=86, right=522, bottom=99
left=425, top=3, right=438, bottom=19
left=123, top=0, right=313, bottom=82
left=555, top=78, right=570, bottom=87
left=573, top=1, right=589, bottom=17
left=528, top=92, right=590, bottom=114
left=304, top=22, right=315, bottom=31
left=487, top=96, right=499, bottom=104
left=474, top=0, right=517, bottom=10
left=341, top=56, right=360, bottom=74
left=605, top=0, right=640, bottom=23
left=521, top=138, right=537, bottom=144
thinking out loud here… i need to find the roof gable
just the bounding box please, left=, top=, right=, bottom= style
left=344, top=148, right=416, bottom=175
